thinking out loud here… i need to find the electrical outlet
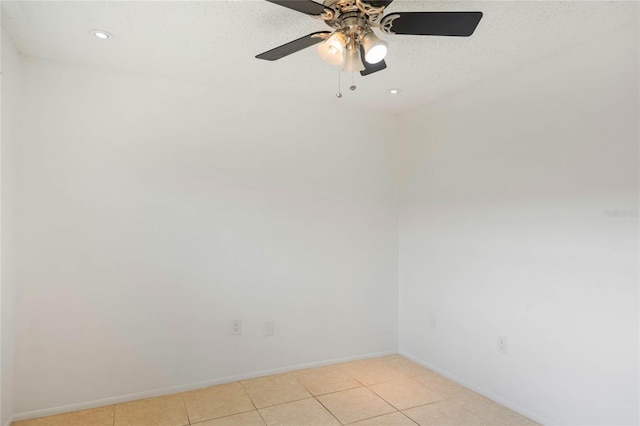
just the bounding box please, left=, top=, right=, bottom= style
left=497, top=336, right=507, bottom=354
left=231, top=320, right=242, bottom=335
left=264, top=321, right=274, bottom=337
left=428, top=313, right=437, bottom=328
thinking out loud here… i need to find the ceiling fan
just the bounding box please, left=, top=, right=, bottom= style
left=256, top=0, right=483, bottom=78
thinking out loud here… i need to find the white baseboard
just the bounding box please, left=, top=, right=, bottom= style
left=399, top=350, right=553, bottom=426
left=11, top=349, right=397, bottom=423
left=3, top=416, right=13, bottom=426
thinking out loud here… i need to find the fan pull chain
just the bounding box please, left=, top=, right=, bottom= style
left=336, top=66, right=342, bottom=98
left=350, top=72, right=357, bottom=91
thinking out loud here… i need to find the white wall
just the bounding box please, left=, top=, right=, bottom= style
left=12, top=57, right=398, bottom=415
left=1, top=25, right=22, bottom=425
left=397, top=23, right=639, bottom=426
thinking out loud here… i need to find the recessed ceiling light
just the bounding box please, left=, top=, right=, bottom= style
left=91, top=30, right=112, bottom=40
left=388, top=88, right=401, bottom=95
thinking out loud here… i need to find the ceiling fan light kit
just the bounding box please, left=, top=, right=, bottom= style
left=360, top=30, right=387, bottom=64
left=317, top=31, right=347, bottom=65
left=342, top=45, right=366, bottom=72
left=256, top=0, right=483, bottom=96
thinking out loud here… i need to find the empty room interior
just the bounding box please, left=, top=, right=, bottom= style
left=0, top=1, right=638, bottom=425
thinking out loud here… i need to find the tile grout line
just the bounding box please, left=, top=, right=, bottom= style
left=180, top=392, right=191, bottom=425
left=238, top=379, right=268, bottom=426
left=398, top=410, right=420, bottom=426
left=343, top=410, right=401, bottom=425
left=312, top=394, right=346, bottom=425
left=364, top=380, right=449, bottom=410
left=364, top=383, right=404, bottom=411
left=248, top=395, right=314, bottom=411
left=298, top=368, right=380, bottom=425
left=310, top=384, right=363, bottom=397
left=188, top=408, right=258, bottom=425
left=311, top=380, right=398, bottom=425
left=293, top=373, right=347, bottom=425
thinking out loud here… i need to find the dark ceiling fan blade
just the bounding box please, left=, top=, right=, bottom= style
left=359, top=45, right=387, bottom=76
left=265, top=0, right=329, bottom=16
left=380, top=12, right=483, bottom=36
left=256, top=32, right=330, bottom=61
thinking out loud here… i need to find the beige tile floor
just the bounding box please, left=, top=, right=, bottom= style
left=13, top=355, right=539, bottom=426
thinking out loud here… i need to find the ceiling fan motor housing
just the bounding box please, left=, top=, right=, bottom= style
left=334, top=13, right=369, bottom=43
left=323, top=0, right=386, bottom=30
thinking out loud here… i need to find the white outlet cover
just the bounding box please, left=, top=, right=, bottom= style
left=497, top=336, right=508, bottom=354
left=428, top=313, right=437, bottom=328
left=264, top=321, right=274, bottom=337
left=231, top=320, right=242, bottom=335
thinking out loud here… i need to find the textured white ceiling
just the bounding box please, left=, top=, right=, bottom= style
left=2, top=0, right=638, bottom=112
